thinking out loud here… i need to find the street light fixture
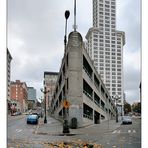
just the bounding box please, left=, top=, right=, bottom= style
left=41, top=87, right=49, bottom=123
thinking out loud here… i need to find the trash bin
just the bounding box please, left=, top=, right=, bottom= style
left=71, top=117, right=77, bottom=129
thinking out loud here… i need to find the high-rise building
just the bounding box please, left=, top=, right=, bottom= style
left=27, top=87, right=37, bottom=109
left=85, top=0, right=125, bottom=113
left=44, top=72, right=58, bottom=110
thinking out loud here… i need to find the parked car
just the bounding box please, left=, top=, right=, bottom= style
left=122, top=116, right=132, bottom=124
left=26, top=114, right=38, bottom=124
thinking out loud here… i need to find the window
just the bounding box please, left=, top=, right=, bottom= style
left=106, top=68, right=110, bottom=70
left=105, top=1, right=109, bottom=4
left=106, top=44, right=110, bottom=47
left=94, top=35, right=98, bottom=37
left=105, top=56, right=110, bottom=59
left=105, top=5, right=110, bottom=8
left=105, top=48, right=110, bottom=51
left=94, top=51, right=98, bottom=54
left=105, top=60, right=110, bottom=64
left=105, top=40, right=110, bottom=43
left=100, top=59, right=104, bottom=62
left=111, top=6, right=115, bottom=9
left=105, top=28, right=110, bottom=31
left=106, top=36, right=110, bottom=39
left=100, top=51, right=104, bottom=54
left=105, top=13, right=110, bottom=16
left=105, top=24, right=110, bottom=27
left=106, top=64, right=110, bottom=67
left=105, top=52, right=110, bottom=55
left=100, top=63, right=104, bottom=66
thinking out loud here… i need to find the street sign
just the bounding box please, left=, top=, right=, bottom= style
left=63, top=100, right=70, bottom=109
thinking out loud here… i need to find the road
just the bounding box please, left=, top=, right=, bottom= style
left=8, top=115, right=141, bottom=148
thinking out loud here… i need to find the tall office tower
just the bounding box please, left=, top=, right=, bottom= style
left=85, top=0, right=125, bottom=113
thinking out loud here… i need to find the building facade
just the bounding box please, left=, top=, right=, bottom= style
left=7, top=49, right=12, bottom=101
left=85, top=0, right=125, bottom=113
left=51, top=31, right=116, bottom=127
left=44, top=72, right=58, bottom=110
left=27, top=87, right=37, bottom=110
left=10, top=80, right=28, bottom=112
left=7, top=49, right=12, bottom=114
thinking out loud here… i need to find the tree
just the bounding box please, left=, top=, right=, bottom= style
left=124, top=102, right=132, bottom=115
left=132, top=102, right=141, bottom=114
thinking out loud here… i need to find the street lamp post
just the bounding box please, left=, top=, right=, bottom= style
left=39, top=97, right=43, bottom=118
left=113, top=95, right=119, bottom=123
left=41, top=87, right=49, bottom=124
left=62, top=10, right=70, bottom=134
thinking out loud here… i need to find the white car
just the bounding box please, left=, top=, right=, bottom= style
left=122, top=116, right=132, bottom=124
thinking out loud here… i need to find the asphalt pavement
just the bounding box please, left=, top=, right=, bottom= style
left=7, top=115, right=141, bottom=148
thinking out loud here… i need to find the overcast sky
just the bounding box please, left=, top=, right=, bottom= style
left=8, top=0, right=141, bottom=104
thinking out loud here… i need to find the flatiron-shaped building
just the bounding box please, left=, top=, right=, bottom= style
left=51, top=31, right=116, bottom=127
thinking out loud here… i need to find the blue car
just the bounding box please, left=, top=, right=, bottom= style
left=27, top=114, right=38, bottom=124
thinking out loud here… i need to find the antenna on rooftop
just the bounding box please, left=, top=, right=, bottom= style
left=73, top=0, right=77, bottom=31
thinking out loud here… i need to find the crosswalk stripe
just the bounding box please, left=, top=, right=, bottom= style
left=112, top=129, right=136, bottom=134
left=15, top=129, right=22, bottom=133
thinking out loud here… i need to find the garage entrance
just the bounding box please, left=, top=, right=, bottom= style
left=94, top=111, right=100, bottom=124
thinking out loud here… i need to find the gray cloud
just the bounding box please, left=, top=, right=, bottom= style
left=8, top=0, right=140, bottom=103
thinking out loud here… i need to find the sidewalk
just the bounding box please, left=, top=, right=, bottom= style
left=36, top=116, right=121, bottom=136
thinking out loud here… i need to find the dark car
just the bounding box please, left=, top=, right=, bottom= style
left=122, top=116, right=132, bottom=124
left=27, top=114, right=38, bottom=124
left=32, top=112, right=40, bottom=118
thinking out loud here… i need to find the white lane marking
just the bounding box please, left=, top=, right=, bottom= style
left=15, top=129, right=22, bottom=133
left=85, top=124, right=95, bottom=128
left=117, top=130, right=121, bottom=133
left=112, top=130, right=117, bottom=134
left=128, top=130, right=131, bottom=133
left=133, top=130, right=136, bottom=133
